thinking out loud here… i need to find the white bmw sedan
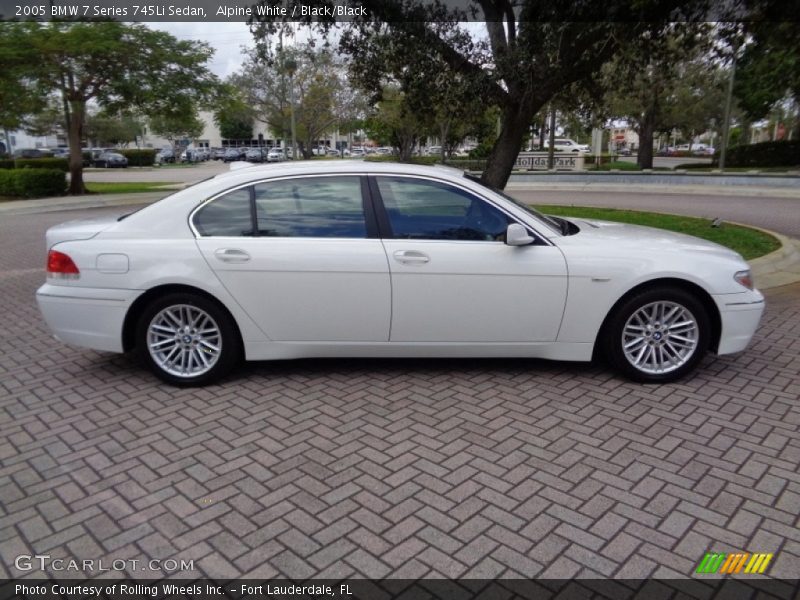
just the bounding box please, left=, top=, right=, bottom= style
left=37, top=162, right=765, bottom=386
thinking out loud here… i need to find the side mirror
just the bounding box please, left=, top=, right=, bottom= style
left=505, top=223, right=535, bottom=246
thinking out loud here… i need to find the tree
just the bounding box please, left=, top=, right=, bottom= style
left=251, top=1, right=709, bottom=187
left=150, top=107, right=205, bottom=156
left=0, top=25, right=47, bottom=154
left=23, top=96, right=65, bottom=139
left=213, top=86, right=255, bottom=142
left=366, top=86, right=427, bottom=161
left=84, top=112, right=144, bottom=147
left=2, top=22, right=217, bottom=194
left=600, top=24, right=715, bottom=168
left=233, top=45, right=345, bottom=159
left=734, top=22, right=800, bottom=137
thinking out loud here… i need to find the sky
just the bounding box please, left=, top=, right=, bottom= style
left=148, top=22, right=257, bottom=78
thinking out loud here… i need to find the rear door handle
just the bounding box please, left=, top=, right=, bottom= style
left=214, top=248, right=251, bottom=263
left=393, top=250, right=430, bottom=265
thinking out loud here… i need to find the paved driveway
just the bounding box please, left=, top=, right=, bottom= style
left=1, top=207, right=798, bottom=581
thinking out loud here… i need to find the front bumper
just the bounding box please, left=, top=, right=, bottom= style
left=36, top=283, right=141, bottom=353
left=713, top=289, right=766, bottom=355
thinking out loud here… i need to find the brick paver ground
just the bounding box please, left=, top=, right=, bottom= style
left=1, top=207, right=798, bottom=580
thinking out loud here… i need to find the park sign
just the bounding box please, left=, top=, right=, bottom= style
left=515, top=152, right=585, bottom=171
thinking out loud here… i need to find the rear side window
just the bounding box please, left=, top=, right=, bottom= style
left=193, top=188, right=253, bottom=237
left=253, top=176, right=366, bottom=238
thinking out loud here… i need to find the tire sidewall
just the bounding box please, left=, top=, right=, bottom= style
left=135, top=292, right=241, bottom=386
left=604, top=287, right=711, bottom=383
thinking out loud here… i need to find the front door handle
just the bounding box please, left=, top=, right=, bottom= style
left=214, top=248, right=251, bottom=263
left=393, top=250, right=430, bottom=265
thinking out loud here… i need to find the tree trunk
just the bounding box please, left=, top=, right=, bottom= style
left=481, top=103, right=531, bottom=189
left=67, top=99, right=87, bottom=195
left=547, top=106, right=556, bottom=169
left=637, top=108, right=656, bottom=169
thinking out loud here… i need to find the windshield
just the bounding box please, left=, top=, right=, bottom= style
left=463, top=173, right=562, bottom=234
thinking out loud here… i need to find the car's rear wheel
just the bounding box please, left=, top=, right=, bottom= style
left=602, top=287, right=710, bottom=383
left=136, top=293, right=241, bottom=386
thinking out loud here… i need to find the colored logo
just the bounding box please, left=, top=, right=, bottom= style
left=696, top=552, right=773, bottom=575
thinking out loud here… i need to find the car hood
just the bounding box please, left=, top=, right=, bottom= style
left=46, top=215, right=121, bottom=249
left=565, top=218, right=742, bottom=261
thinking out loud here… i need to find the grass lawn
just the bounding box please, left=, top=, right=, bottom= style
left=85, top=182, right=176, bottom=194
left=534, top=204, right=781, bottom=260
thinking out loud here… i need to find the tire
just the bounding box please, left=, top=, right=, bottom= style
left=601, top=286, right=710, bottom=383
left=135, top=292, right=241, bottom=386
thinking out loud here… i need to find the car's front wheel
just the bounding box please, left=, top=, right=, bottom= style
left=602, top=287, right=710, bottom=383
left=135, top=293, right=241, bottom=386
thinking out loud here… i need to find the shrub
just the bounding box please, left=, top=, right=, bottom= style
left=721, top=141, right=800, bottom=168
left=0, top=168, right=66, bottom=198
left=364, top=155, right=441, bottom=165
left=119, top=149, right=157, bottom=167
left=14, top=157, right=69, bottom=172
left=444, top=159, right=487, bottom=171
left=0, top=159, right=14, bottom=170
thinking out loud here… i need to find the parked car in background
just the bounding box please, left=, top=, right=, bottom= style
left=545, top=139, right=589, bottom=153
left=350, top=148, right=365, bottom=157
left=266, top=148, right=285, bottom=162
left=94, top=152, right=128, bottom=168
left=375, top=147, right=393, bottom=156
left=427, top=146, right=443, bottom=156
left=156, top=148, right=175, bottom=164
left=245, top=148, right=266, bottom=163
left=13, top=148, right=52, bottom=159
left=210, top=148, right=225, bottom=160
left=223, top=148, right=244, bottom=162
left=37, top=162, right=764, bottom=386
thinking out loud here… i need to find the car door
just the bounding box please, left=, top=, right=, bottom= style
left=194, top=175, right=391, bottom=342
left=372, top=175, right=568, bottom=343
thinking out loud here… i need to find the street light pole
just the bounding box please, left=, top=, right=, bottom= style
left=289, top=72, right=297, bottom=160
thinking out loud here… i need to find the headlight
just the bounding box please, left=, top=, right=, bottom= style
left=734, top=270, right=754, bottom=290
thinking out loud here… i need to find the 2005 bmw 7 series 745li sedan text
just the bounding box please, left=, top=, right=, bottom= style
left=37, top=162, right=765, bottom=386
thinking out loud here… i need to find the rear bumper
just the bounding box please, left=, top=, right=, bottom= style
left=36, top=283, right=141, bottom=353
left=713, top=289, right=765, bottom=355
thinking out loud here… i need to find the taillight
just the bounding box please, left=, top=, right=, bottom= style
left=47, top=250, right=80, bottom=279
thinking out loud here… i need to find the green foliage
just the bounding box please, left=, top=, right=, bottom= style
left=14, top=158, right=69, bottom=171
left=85, top=113, right=144, bottom=146
left=365, top=86, right=426, bottom=162
left=364, top=155, right=439, bottom=165
left=0, top=168, right=66, bottom=198
left=443, top=159, right=488, bottom=171
left=150, top=109, right=205, bottom=146
left=734, top=22, right=800, bottom=122
left=1, top=21, right=219, bottom=194
left=213, top=87, right=255, bottom=141
left=721, top=141, right=800, bottom=168
left=118, top=149, right=157, bottom=167
left=0, top=159, right=15, bottom=170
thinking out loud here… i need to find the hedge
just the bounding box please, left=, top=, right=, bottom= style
left=0, top=159, right=14, bottom=170
left=364, top=155, right=441, bottom=165
left=119, top=149, right=157, bottom=167
left=0, top=168, right=66, bottom=198
left=443, top=159, right=487, bottom=171
left=720, top=141, right=800, bottom=168
left=14, top=158, right=69, bottom=172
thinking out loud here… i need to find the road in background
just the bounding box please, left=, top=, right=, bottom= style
left=509, top=190, right=800, bottom=239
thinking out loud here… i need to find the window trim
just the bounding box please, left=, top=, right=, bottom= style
left=189, top=174, right=376, bottom=240
left=367, top=174, right=548, bottom=245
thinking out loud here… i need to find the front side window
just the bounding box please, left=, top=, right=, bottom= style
left=254, top=176, right=366, bottom=238
left=193, top=188, right=253, bottom=237
left=376, top=176, right=511, bottom=241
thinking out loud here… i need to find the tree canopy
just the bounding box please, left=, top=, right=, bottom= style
left=0, top=22, right=218, bottom=193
